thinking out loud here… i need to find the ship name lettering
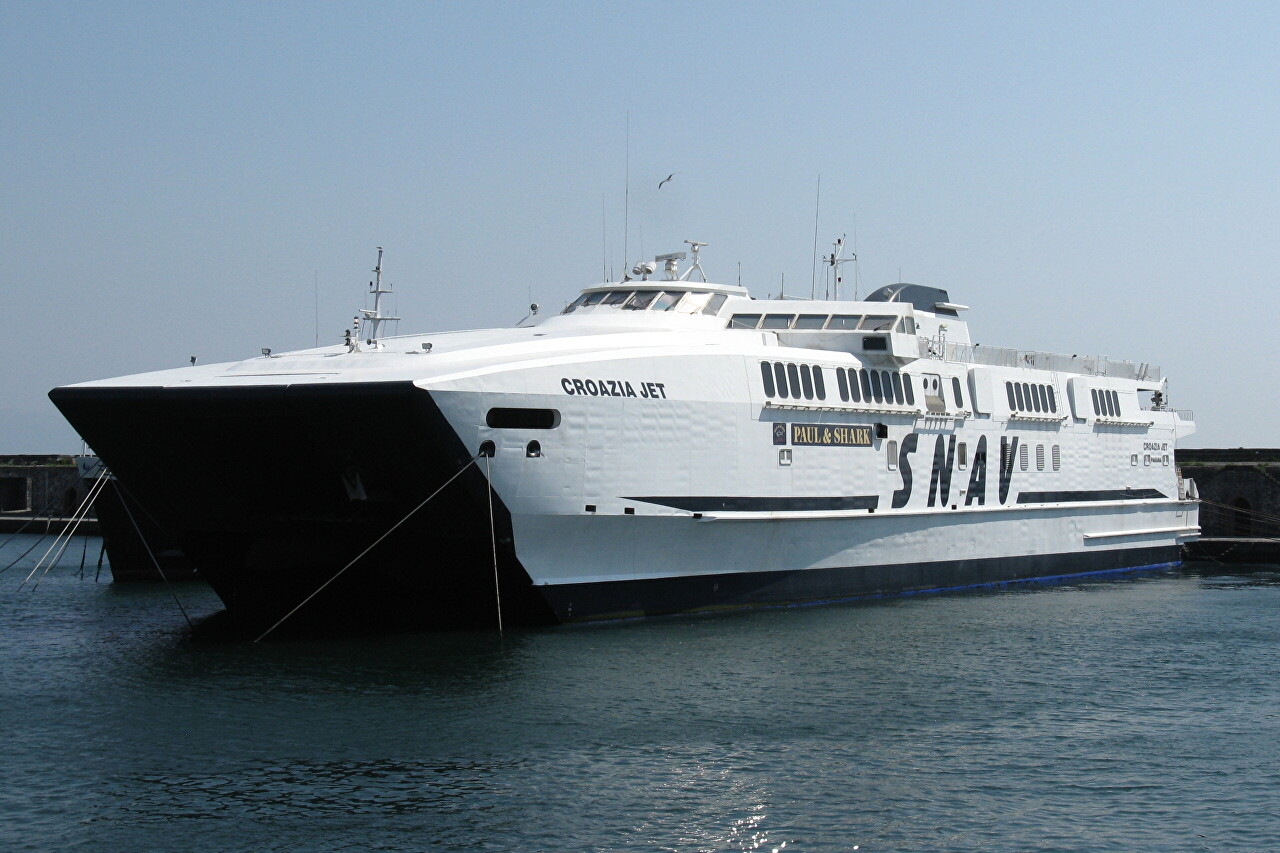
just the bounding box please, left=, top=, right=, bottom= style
left=1142, top=441, right=1167, bottom=451
left=560, top=377, right=665, bottom=399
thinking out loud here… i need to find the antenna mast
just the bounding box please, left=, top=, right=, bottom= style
left=359, top=246, right=400, bottom=344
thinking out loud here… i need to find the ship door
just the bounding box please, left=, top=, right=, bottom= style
left=923, top=373, right=945, bottom=413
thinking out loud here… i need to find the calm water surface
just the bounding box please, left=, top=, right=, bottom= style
left=2, top=534, right=1279, bottom=852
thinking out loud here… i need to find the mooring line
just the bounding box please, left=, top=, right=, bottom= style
left=254, top=454, right=483, bottom=643
left=113, top=479, right=194, bottom=630
left=486, top=455, right=504, bottom=636
left=18, top=473, right=110, bottom=589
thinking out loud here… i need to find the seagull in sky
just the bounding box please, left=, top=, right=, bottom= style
left=658, top=173, right=676, bottom=189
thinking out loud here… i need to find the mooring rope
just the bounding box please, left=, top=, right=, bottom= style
left=254, top=453, right=483, bottom=643
left=0, top=490, right=62, bottom=554
left=486, top=454, right=504, bottom=636
left=18, top=472, right=111, bottom=590
left=112, top=479, right=194, bottom=630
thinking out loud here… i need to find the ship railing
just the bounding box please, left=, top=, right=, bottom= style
left=918, top=338, right=1163, bottom=381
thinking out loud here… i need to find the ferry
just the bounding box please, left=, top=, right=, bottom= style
left=49, top=244, right=1199, bottom=632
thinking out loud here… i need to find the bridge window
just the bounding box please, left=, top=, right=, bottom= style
left=623, top=290, right=660, bottom=310
left=651, top=291, right=682, bottom=311
left=702, top=294, right=728, bottom=315
left=861, top=315, right=896, bottom=331
left=602, top=290, right=631, bottom=306
left=729, top=314, right=761, bottom=329
left=794, top=314, right=827, bottom=329
left=827, top=314, right=862, bottom=330
left=762, top=314, right=795, bottom=329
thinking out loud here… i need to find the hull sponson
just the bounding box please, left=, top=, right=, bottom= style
left=49, top=382, right=556, bottom=632
left=540, top=545, right=1181, bottom=623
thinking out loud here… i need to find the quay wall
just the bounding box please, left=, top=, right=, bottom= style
left=1179, top=448, right=1280, bottom=562
left=0, top=455, right=97, bottom=533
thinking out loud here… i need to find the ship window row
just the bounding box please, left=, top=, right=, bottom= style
left=760, top=361, right=828, bottom=401
left=1091, top=388, right=1122, bottom=418
left=834, top=367, right=915, bottom=406
left=1016, top=443, right=1062, bottom=472
left=731, top=313, right=915, bottom=334
left=1005, top=381, right=1058, bottom=414
left=562, top=290, right=728, bottom=315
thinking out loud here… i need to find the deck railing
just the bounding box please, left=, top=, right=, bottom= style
left=919, top=338, right=1162, bottom=381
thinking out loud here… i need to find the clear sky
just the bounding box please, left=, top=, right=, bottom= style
left=2, top=1, right=1277, bottom=451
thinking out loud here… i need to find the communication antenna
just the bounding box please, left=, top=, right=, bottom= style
left=823, top=234, right=857, bottom=300
left=357, top=246, right=400, bottom=344
left=809, top=175, right=821, bottom=299
left=623, top=112, right=631, bottom=269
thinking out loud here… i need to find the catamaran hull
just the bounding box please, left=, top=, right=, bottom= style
left=50, top=380, right=1191, bottom=632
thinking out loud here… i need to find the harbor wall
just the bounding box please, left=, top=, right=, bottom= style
left=1179, top=448, right=1280, bottom=562
left=0, top=455, right=97, bottom=533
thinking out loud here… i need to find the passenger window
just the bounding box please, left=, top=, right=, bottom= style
left=903, top=373, right=915, bottom=406
left=1091, top=388, right=1100, bottom=416
left=859, top=369, right=872, bottom=401
left=800, top=364, right=814, bottom=400
left=1047, top=386, right=1056, bottom=412
left=762, top=314, right=795, bottom=329
left=702, top=293, right=728, bottom=315
left=812, top=366, right=826, bottom=400
left=1015, top=383, right=1026, bottom=411
left=602, top=290, right=631, bottom=305
left=760, top=362, right=775, bottom=397
left=794, top=314, right=827, bottom=330
left=729, top=314, right=762, bottom=329
left=891, top=372, right=904, bottom=405
left=952, top=377, right=964, bottom=408
left=786, top=363, right=801, bottom=397
left=867, top=370, right=882, bottom=403
left=849, top=369, right=862, bottom=402
left=1006, top=382, right=1017, bottom=410
left=774, top=362, right=789, bottom=398
left=1030, top=383, right=1042, bottom=413
left=836, top=368, right=849, bottom=401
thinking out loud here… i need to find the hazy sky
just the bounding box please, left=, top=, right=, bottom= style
left=2, top=1, right=1277, bottom=451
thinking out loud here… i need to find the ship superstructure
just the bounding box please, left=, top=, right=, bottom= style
left=50, top=246, right=1198, bottom=632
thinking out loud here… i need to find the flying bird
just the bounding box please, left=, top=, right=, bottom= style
left=658, top=173, right=676, bottom=189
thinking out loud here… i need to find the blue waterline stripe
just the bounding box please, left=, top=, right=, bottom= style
left=577, top=561, right=1183, bottom=627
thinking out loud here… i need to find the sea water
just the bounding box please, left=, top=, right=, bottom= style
left=2, top=533, right=1279, bottom=852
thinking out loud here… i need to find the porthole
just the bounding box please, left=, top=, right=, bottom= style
left=526, top=440, right=542, bottom=458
